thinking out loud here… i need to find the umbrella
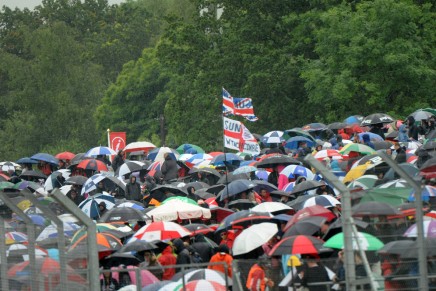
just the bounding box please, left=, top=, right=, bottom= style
left=172, top=269, right=228, bottom=286
left=36, top=222, right=80, bottom=241
left=377, top=240, right=415, bottom=256
left=147, top=147, right=180, bottom=162
left=423, top=141, right=436, bottom=151
left=408, top=110, right=434, bottom=121
left=217, top=172, right=249, bottom=184
left=384, top=163, right=419, bottom=181
left=55, top=151, right=75, bottom=160
left=284, top=128, right=316, bottom=141
left=116, top=161, right=146, bottom=178
left=233, top=166, right=257, bottom=175
left=314, top=150, right=343, bottom=160
left=280, top=165, right=315, bottom=180
left=256, top=155, right=300, bottom=168
left=328, top=122, right=347, bottom=130
left=116, top=200, right=145, bottom=210
left=5, top=232, right=28, bottom=245
left=124, top=141, right=156, bottom=153
left=184, top=224, right=215, bottom=235
left=19, top=170, right=47, bottom=180
left=339, top=143, right=376, bottom=156
left=344, top=115, right=364, bottom=124
left=300, top=195, right=341, bottom=209
left=408, top=185, right=436, bottom=202
left=352, top=201, right=401, bottom=216
left=145, top=200, right=211, bottom=222
left=360, top=113, right=395, bottom=126
left=376, top=179, right=409, bottom=189
left=162, top=196, right=197, bottom=205
left=404, top=220, right=436, bottom=238
left=302, top=123, right=327, bottom=132
left=346, top=175, right=378, bottom=190
left=76, top=159, right=108, bottom=172
left=210, top=153, right=242, bottom=167
left=16, top=157, right=39, bottom=164
left=286, top=205, right=337, bottom=229
left=228, top=199, right=256, bottom=211
left=189, top=167, right=221, bottom=178
left=179, top=280, right=226, bottom=291
left=7, top=244, right=48, bottom=261
left=65, top=175, right=88, bottom=186
left=44, top=169, right=71, bottom=191
left=262, top=131, right=285, bottom=144
left=132, top=221, right=191, bottom=242
left=291, top=180, right=324, bottom=195
left=150, top=184, right=188, bottom=197
left=81, top=173, right=126, bottom=195
left=99, top=206, right=147, bottom=223
left=232, top=223, right=278, bottom=256
left=269, top=235, right=325, bottom=256
left=324, top=231, right=384, bottom=250
left=215, top=210, right=272, bottom=233
left=283, top=216, right=326, bottom=237
left=185, top=154, right=214, bottom=168
left=78, top=193, right=115, bottom=218
left=358, top=132, right=384, bottom=142
left=252, top=180, right=278, bottom=194
left=31, top=153, right=59, bottom=165
left=343, top=162, right=379, bottom=184
left=285, top=136, right=316, bottom=150
left=181, top=181, right=210, bottom=192
left=251, top=202, right=292, bottom=214
left=176, top=144, right=205, bottom=155
left=68, top=233, right=122, bottom=255
left=85, top=146, right=116, bottom=157
left=373, top=141, right=394, bottom=150
left=220, top=179, right=255, bottom=201
left=116, top=241, right=158, bottom=253
left=0, top=161, right=20, bottom=172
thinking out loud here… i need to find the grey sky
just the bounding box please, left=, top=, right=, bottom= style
left=1, top=0, right=125, bottom=10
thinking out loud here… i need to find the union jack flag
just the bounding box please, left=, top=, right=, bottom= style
left=222, top=88, right=258, bottom=121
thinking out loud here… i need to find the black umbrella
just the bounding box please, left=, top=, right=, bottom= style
left=150, top=184, right=188, bottom=196
left=286, top=194, right=318, bottom=209
left=189, top=167, right=221, bottom=178
left=69, top=153, right=87, bottom=166
left=385, top=131, right=398, bottom=139
left=423, top=141, right=436, bottom=151
left=101, top=252, right=141, bottom=267
left=327, top=122, right=347, bottom=130
left=65, top=175, right=88, bottom=186
left=378, top=240, right=415, bottom=256
left=373, top=141, right=393, bottom=150
left=283, top=216, right=326, bottom=237
left=193, top=189, right=215, bottom=199
left=351, top=201, right=401, bottom=216
left=252, top=180, right=278, bottom=193
left=361, top=113, right=395, bottom=126
left=204, top=184, right=225, bottom=195
left=184, top=223, right=215, bottom=235
left=322, top=217, right=368, bottom=241
left=256, top=155, right=300, bottom=168
left=215, top=210, right=271, bottom=232
left=19, top=170, right=47, bottom=180
left=99, top=207, right=147, bottom=223
left=384, top=163, right=419, bottom=180
left=291, top=181, right=324, bottom=195
left=217, top=172, right=249, bottom=184
left=117, top=240, right=158, bottom=253
left=270, top=190, right=295, bottom=199
left=182, top=181, right=210, bottom=191
left=228, top=199, right=256, bottom=211
left=220, top=179, right=255, bottom=201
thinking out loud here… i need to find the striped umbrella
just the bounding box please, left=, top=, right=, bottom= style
left=376, top=179, right=409, bottom=189
left=269, top=235, right=325, bottom=256
left=339, top=143, right=376, bottom=156
left=185, top=153, right=213, bottom=168
left=116, top=161, right=145, bottom=178
left=5, top=232, right=28, bottom=245
left=36, top=222, right=80, bottom=241
left=346, top=175, right=378, bottom=190
left=314, top=150, right=343, bottom=160
left=404, top=220, right=436, bottom=238
left=147, top=147, right=179, bottom=162
left=78, top=193, right=115, bottom=219
left=280, top=165, right=315, bottom=180
left=408, top=185, right=436, bottom=202
left=85, top=146, right=116, bottom=157
left=301, top=195, right=341, bottom=209
left=262, top=131, right=285, bottom=144
left=178, top=280, right=226, bottom=291
left=132, top=221, right=191, bottom=242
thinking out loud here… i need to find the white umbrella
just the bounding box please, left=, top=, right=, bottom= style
left=146, top=200, right=211, bottom=222
left=85, top=146, right=117, bottom=157
left=124, top=141, right=156, bottom=153
left=251, top=202, right=292, bottom=213
left=232, top=222, right=278, bottom=256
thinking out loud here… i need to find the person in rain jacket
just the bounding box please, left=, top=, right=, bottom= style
left=111, top=150, right=125, bottom=172
left=161, top=153, right=179, bottom=183
left=393, top=143, right=407, bottom=164
left=125, top=174, right=141, bottom=201
left=329, top=136, right=339, bottom=150
left=191, top=233, right=214, bottom=263
left=397, top=123, right=408, bottom=142
left=208, top=244, right=233, bottom=279
left=157, top=245, right=177, bottom=280
left=361, top=133, right=375, bottom=150
left=406, top=116, right=419, bottom=141
left=173, top=238, right=191, bottom=272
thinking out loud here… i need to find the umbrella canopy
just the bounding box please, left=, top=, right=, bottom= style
left=314, top=150, right=343, bottom=160
left=117, top=241, right=158, bottom=253
left=286, top=205, right=337, bottom=230
left=339, top=143, right=376, bottom=156
left=85, top=146, right=116, bottom=157
left=116, top=200, right=145, bottom=211
left=291, top=180, right=324, bottom=195
left=19, top=170, right=47, bottom=180
left=352, top=201, right=401, bottom=216
left=215, top=210, right=272, bottom=233
left=55, top=151, right=76, bottom=160
left=302, top=123, right=327, bottom=132
left=269, top=235, right=325, bottom=256
left=99, top=206, right=147, bottom=223
left=124, top=141, right=156, bottom=153
left=210, top=153, right=242, bottom=167
left=377, top=240, right=415, bottom=256
left=346, top=175, right=378, bottom=190
left=217, top=172, right=249, bottom=184
left=78, top=193, right=115, bottom=219
left=358, top=132, right=384, bottom=142
left=31, top=153, right=59, bottom=165
left=184, top=224, right=215, bottom=235
left=146, top=200, right=211, bottom=222
left=132, top=221, right=191, bottom=242
left=65, top=175, right=88, bottom=186
left=408, top=185, right=436, bottom=202
left=324, top=231, right=384, bottom=250
left=176, top=144, right=205, bottom=155
left=262, top=131, right=285, bottom=144
left=328, top=122, right=347, bottom=130
left=360, top=113, right=395, bottom=126
left=280, top=165, right=315, bottom=180
left=147, top=147, right=180, bottom=162
left=285, top=136, right=316, bottom=150
left=0, top=161, right=21, bottom=172
left=178, top=280, right=226, bottom=291
left=284, top=216, right=326, bottom=237
left=220, top=179, right=255, bottom=201
left=404, top=220, right=436, bottom=238
left=116, top=161, right=146, bottom=178
left=173, top=269, right=228, bottom=286
left=251, top=202, right=292, bottom=214
left=256, top=155, right=300, bottom=168
left=185, top=154, right=214, bottom=168
left=77, top=159, right=108, bottom=172
left=301, top=195, right=341, bottom=209
left=233, top=165, right=257, bottom=175
left=408, top=110, right=434, bottom=121
left=69, top=232, right=123, bottom=254
left=232, top=223, right=278, bottom=256
left=5, top=232, right=28, bottom=245
left=16, top=157, right=39, bottom=164
left=36, top=222, right=80, bottom=241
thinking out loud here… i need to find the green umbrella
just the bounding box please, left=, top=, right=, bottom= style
left=324, top=231, right=384, bottom=251
left=346, top=175, right=378, bottom=190
left=161, top=196, right=197, bottom=205
left=360, top=187, right=410, bottom=206
left=0, top=181, right=14, bottom=190
left=176, top=144, right=205, bottom=155
left=339, top=143, right=376, bottom=156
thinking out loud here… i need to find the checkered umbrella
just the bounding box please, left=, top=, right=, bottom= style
left=262, top=131, right=285, bottom=144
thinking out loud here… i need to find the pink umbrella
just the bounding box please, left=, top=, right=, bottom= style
left=404, top=220, right=436, bottom=238
left=126, top=265, right=159, bottom=286
left=314, top=149, right=343, bottom=160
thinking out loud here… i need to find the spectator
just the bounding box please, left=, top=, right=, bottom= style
left=125, top=174, right=141, bottom=202
left=112, top=150, right=125, bottom=172
left=191, top=233, right=214, bottom=263
left=157, top=245, right=177, bottom=280
left=173, top=238, right=191, bottom=272
left=246, top=257, right=274, bottom=291
left=208, top=244, right=233, bottom=279
left=161, top=153, right=178, bottom=183
left=139, top=251, right=164, bottom=280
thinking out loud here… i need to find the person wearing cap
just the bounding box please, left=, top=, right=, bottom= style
left=208, top=244, right=233, bottom=279
left=246, top=257, right=274, bottom=291
left=98, top=202, right=107, bottom=217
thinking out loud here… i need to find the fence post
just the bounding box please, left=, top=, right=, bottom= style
left=304, top=155, right=357, bottom=291
left=0, top=191, right=38, bottom=291
left=20, top=189, right=68, bottom=289
left=377, top=151, right=428, bottom=290
left=0, top=216, right=9, bottom=291
left=50, top=189, right=100, bottom=291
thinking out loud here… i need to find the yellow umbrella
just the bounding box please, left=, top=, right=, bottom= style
left=17, top=200, right=32, bottom=211
left=343, top=162, right=376, bottom=183
left=287, top=255, right=302, bottom=267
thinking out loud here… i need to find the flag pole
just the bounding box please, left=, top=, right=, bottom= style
left=107, top=129, right=111, bottom=148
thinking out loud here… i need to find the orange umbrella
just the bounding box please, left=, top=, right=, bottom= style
left=55, top=151, right=76, bottom=160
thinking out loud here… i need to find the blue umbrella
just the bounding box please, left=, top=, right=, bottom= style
left=408, top=185, right=436, bottom=202
left=31, top=153, right=58, bottom=165
left=252, top=180, right=278, bottom=193
left=240, top=160, right=256, bottom=167
left=211, top=153, right=242, bottom=167
left=285, top=136, right=315, bottom=150
left=16, top=157, right=39, bottom=164
left=344, top=115, right=364, bottom=124
left=16, top=214, right=49, bottom=227
left=147, top=147, right=179, bottom=162
left=215, top=210, right=271, bottom=232
left=280, top=165, right=315, bottom=180
left=233, top=166, right=257, bottom=175
left=358, top=132, right=384, bottom=142
left=220, top=179, right=255, bottom=201
left=85, top=146, right=116, bottom=157
left=255, top=170, right=269, bottom=181
left=78, top=193, right=116, bottom=219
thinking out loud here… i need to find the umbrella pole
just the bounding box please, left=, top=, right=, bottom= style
left=0, top=216, right=9, bottom=291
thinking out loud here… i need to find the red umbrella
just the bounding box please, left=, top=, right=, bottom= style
left=269, top=235, right=325, bottom=256
left=179, top=279, right=226, bottom=291
left=55, top=151, right=76, bottom=160
left=8, top=257, right=86, bottom=289
left=285, top=205, right=337, bottom=231
left=77, top=159, right=108, bottom=171
left=133, top=221, right=191, bottom=242
left=184, top=223, right=215, bottom=235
